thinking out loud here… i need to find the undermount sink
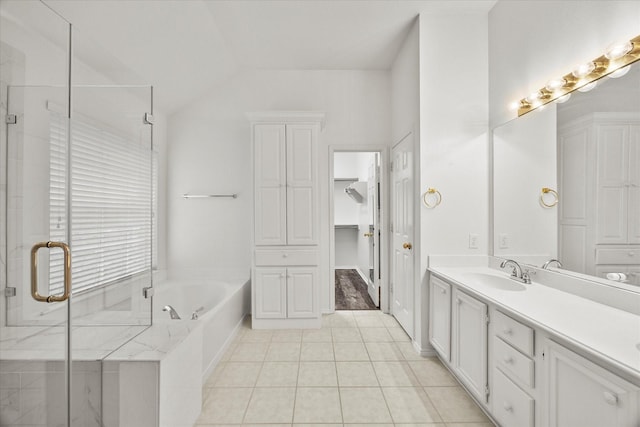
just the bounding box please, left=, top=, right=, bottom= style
left=460, top=272, right=527, bottom=291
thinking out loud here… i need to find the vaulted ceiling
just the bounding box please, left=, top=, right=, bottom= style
left=42, top=0, right=496, bottom=113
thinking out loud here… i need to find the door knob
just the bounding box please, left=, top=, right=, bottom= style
left=363, top=233, right=373, bottom=237
left=402, top=242, right=412, bottom=250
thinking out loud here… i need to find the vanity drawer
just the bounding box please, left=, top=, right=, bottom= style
left=494, top=336, right=534, bottom=388
left=493, top=368, right=534, bottom=427
left=494, top=311, right=534, bottom=356
left=595, top=248, right=640, bottom=265
left=255, top=249, right=318, bottom=266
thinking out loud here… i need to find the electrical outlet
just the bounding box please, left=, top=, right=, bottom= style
left=499, top=233, right=509, bottom=249
left=469, top=233, right=479, bottom=249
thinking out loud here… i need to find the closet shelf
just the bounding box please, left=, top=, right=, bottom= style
left=335, top=224, right=358, bottom=229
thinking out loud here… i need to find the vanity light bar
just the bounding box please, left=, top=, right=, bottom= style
left=517, top=34, right=640, bottom=117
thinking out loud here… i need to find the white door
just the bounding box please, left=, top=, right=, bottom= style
left=391, top=134, right=414, bottom=336
left=367, top=156, right=380, bottom=306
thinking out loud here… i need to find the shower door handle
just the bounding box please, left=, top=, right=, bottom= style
left=30, top=241, right=72, bottom=303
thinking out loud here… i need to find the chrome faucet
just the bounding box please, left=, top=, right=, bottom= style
left=162, top=305, right=181, bottom=319
left=500, top=259, right=531, bottom=284
left=542, top=259, right=563, bottom=269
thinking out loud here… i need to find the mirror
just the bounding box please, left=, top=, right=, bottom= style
left=493, top=62, right=640, bottom=288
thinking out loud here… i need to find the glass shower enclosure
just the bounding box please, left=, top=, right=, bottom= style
left=1, top=2, right=154, bottom=425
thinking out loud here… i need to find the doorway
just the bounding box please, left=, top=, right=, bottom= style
left=331, top=150, right=386, bottom=311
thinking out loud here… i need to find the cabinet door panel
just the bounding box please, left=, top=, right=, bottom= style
left=254, top=268, right=287, bottom=319
left=287, top=186, right=315, bottom=245
left=597, top=125, right=628, bottom=186
left=597, top=186, right=627, bottom=244
left=287, top=267, right=317, bottom=318
left=256, top=187, right=287, bottom=245
left=597, top=125, right=629, bottom=244
left=546, top=340, right=639, bottom=427
left=452, top=289, right=488, bottom=403
left=629, top=126, right=640, bottom=243
left=255, top=125, right=286, bottom=245
left=286, top=124, right=317, bottom=245
left=429, top=277, right=451, bottom=361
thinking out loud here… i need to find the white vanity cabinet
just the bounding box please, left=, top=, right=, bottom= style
left=491, top=311, right=536, bottom=427
left=254, top=266, right=318, bottom=319
left=429, top=269, right=640, bottom=427
left=545, top=339, right=639, bottom=427
left=250, top=112, right=324, bottom=329
left=429, top=276, right=489, bottom=404
left=428, top=276, right=451, bottom=361
left=451, top=288, right=489, bottom=404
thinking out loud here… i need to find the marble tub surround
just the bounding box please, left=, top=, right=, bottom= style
left=428, top=263, right=640, bottom=385
left=196, top=310, right=494, bottom=426
left=0, top=324, right=149, bottom=361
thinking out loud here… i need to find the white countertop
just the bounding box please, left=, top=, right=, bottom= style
left=429, top=266, right=640, bottom=384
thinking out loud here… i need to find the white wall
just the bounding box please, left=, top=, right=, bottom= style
left=167, top=69, right=390, bottom=312
left=417, top=13, right=489, bottom=351
left=489, top=0, right=640, bottom=128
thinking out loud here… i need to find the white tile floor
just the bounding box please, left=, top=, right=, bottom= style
left=196, top=310, right=495, bottom=427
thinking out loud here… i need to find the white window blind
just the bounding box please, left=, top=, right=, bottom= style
left=49, top=111, right=153, bottom=294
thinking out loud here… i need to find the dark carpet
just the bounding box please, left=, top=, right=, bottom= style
left=335, top=269, right=378, bottom=310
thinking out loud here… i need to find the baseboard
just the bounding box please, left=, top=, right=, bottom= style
left=335, top=265, right=359, bottom=270
left=413, top=340, right=438, bottom=357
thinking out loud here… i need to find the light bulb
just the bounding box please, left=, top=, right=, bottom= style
left=609, top=65, right=631, bottom=78
left=578, top=81, right=598, bottom=92
left=572, top=62, right=595, bottom=78
left=525, top=91, right=541, bottom=104
left=508, top=101, right=521, bottom=111
left=545, top=78, right=566, bottom=92
left=555, top=93, right=571, bottom=104
left=605, top=40, right=633, bottom=60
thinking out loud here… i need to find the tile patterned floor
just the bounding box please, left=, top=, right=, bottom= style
left=196, top=310, right=495, bottom=427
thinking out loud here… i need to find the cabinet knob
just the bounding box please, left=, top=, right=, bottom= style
left=628, top=252, right=635, bottom=257
left=280, top=273, right=285, bottom=278
left=603, top=391, right=619, bottom=406
left=282, top=253, right=288, bottom=258
left=502, top=402, right=513, bottom=412
left=440, top=288, right=446, bottom=294
left=503, top=356, right=514, bottom=365
left=456, top=297, right=462, bottom=305
left=503, top=328, right=513, bottom=335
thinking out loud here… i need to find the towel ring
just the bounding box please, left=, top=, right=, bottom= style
left=540, top=187, right=558, bottom=208
left=422, top=187, right=442, bottom=209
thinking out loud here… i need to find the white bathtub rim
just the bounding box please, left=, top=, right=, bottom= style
left=152, top=278, right=248, bottom=323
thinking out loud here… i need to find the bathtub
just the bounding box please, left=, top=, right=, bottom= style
left=152, top=275, right=251, bottom=381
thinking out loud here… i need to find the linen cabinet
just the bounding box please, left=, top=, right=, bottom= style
left=559, top=112, right=640, bottom=283
left=249, top=112, right=325, bottom=329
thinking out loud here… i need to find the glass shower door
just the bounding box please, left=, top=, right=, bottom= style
left=1, top=2, right=75, bottom=425
left=1, top=2, right=154, bottom=426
